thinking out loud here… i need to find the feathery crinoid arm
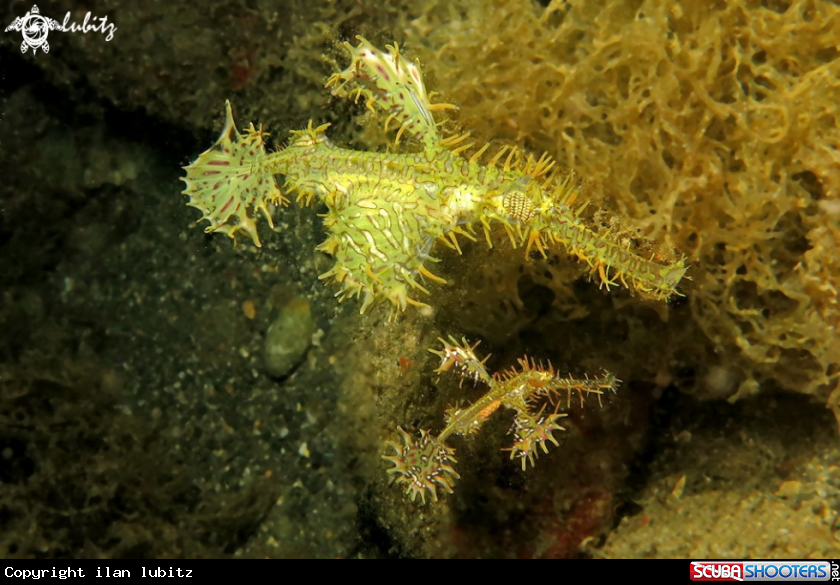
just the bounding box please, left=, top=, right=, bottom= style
left=384, top=335, right=620, bottom=504
left=181, top=101, right=287, bottom=247
left=326, top=36, right=453, bottom=149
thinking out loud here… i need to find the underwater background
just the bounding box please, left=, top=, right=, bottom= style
left=0, top=0, right=838, bottom=558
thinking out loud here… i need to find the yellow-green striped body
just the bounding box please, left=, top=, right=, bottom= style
left=274, top=134, right=454, bottom=311
left=181, top=37, right=688, bottom=315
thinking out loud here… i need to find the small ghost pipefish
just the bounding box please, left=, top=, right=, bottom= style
left=182, top=36, right=688, bottom=314
left=383, top=335, right=619, bottom=504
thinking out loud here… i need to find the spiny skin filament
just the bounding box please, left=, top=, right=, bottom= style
left=182, top=36, right=688, bottom=314
left=383, top=336, right=619, bottom=504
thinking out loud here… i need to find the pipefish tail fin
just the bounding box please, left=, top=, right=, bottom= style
left=181, top=101, right=287, bottom=247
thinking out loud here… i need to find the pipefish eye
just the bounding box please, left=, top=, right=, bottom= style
left=660, top=262, right=688, bottom=288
